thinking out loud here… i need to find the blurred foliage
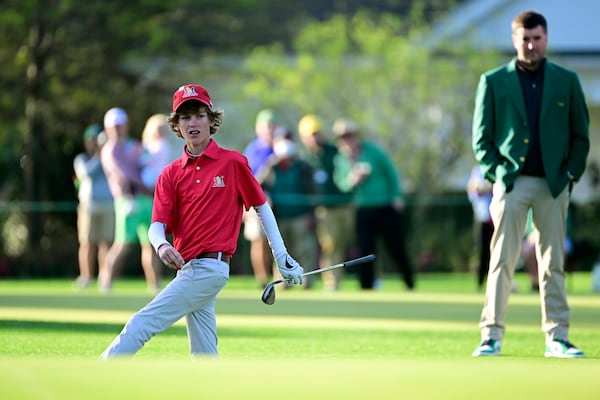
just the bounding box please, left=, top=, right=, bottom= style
left=0, top=0, right=510, bottom=276
left=233, top=10, right=502, bottom=193
left=0, top=0, right=465, bottom=202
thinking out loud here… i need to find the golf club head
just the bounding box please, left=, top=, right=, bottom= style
left=261, top=282, right=277, bottom=305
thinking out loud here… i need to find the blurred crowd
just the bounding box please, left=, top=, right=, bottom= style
left=73, top=106, right=415, bottom=293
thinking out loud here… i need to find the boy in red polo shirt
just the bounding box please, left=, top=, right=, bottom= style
left=99, top=84, right=304, bottom=359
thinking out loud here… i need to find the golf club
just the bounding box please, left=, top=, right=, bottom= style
left=261, top=254, right=376, bottom=305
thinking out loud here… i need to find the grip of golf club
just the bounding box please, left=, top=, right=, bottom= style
left=301, top=254, right=376, bottom=277
left=342, top=254, right=376, bottom=267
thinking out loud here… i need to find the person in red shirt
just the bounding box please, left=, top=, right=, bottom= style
left=99, top=84, right=304, bottom=359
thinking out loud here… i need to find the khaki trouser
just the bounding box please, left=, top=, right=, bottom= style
left=315, top=205, right=355, bottom=290
left=480, top=176, right=570, bottom=342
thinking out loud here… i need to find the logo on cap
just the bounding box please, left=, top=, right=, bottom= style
left=182, top=85, right=198, bottom=99
left=173, top=84, right=213, bottom=112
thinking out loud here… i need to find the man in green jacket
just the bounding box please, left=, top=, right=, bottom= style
left=471, top=10, right=589, bottom=358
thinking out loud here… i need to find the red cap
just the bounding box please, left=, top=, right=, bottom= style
left=172, top=84, right=213, bottom=112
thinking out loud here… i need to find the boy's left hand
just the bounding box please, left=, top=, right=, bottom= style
left=277, top=254, right=304, bottom=285
left=157, top=243, right=185, bottom=270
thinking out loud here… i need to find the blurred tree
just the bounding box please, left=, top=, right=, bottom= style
left=0, top=0, right=471, bottom=274
left=235, top=9, right=501, bottom=193
left=160, top=0, right=455, bottom=54
left=0, top=0, right=177, bottom=253
left=221, top=6, right=501, bottom=273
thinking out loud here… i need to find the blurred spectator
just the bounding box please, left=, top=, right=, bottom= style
left=100, top=107, right=161, bottom=293
left=520, top=209, right=573, bottom=293
left=569, top=159, right=600, bottom=283
left=466, top=165, right=493, bottom=291
left=569, top=160, right=600, bottom=206
left=242, top=109, right=278, bottom=288
left=572, top=160, right=600, bottom=293
left=520, top=216, right=539, bottom=292
left=298, top=114, right=355, bottom=291
left=592, top=261, right=600, bottom=293
left=257, top=130, right=319, bottom=288
left=73, top=123, right=114, bottom=288
left=333, top=118, right=415, bottom=290
left=140, top=113, right=175, bottom=190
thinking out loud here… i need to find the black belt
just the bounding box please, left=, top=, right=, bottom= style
left=191, top=252, right=231, bottom=264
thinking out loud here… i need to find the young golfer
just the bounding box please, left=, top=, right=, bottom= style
left=99, top=84, right=304, bottom=359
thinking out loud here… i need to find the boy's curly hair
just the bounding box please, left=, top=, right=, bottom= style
left=167, top=102, right=224, bottom=138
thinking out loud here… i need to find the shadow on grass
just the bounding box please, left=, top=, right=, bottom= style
left=0, top=319, right=305, bottom=340
left=0, top=294, right=150, bottom=311
left=220, top=298, right=483, bottom=320
left=0, top=292, right=557, bottom=326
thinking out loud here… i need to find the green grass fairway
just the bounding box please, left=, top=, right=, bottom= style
left=0, top=272, right=598, bottom=399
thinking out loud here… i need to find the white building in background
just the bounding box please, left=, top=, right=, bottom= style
left=427, top=0, right=600, bottom=106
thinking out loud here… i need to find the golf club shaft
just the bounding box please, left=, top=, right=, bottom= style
left=302, top=254, right=376, bottom=277
left=275, top=254, right=376, bottom=284
left=261, top=254, right=376, bottom=305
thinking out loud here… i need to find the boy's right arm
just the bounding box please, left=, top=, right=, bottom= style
left=148, top=222, right=184, bottom=269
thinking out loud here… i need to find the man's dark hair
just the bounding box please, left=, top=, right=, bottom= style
left=512, top=10, right=547, bottom=33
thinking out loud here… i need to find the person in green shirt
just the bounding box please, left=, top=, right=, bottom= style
left=332, top=118, right=414, bottom=290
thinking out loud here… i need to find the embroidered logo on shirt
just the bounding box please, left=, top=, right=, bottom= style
left=557, top=99, right=565, bottom=108
left=212, top=176, right=225, bottom=187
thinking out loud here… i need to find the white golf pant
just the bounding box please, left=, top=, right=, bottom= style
left=99, top=258, right=229, bottom=359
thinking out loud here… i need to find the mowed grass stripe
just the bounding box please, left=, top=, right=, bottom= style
left=0, top=307, right=477, bottom=331
left=1, top=358, right=600, bottom=400
left=1, top=287, right=598, bottom=329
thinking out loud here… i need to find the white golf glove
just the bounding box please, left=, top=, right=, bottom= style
left=276, top=254, right=304, bottom=286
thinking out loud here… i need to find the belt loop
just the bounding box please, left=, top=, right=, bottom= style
left=217, top=251, right=222, bottom=262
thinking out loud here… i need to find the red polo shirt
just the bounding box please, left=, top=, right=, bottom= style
left=152, top=140, right=266, bottom=261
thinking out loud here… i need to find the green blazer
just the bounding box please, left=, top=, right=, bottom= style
left=472, top=58, right=589, bottom=197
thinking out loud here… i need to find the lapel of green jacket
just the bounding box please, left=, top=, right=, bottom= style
left=504, top=59, right=528, bottom=122
left=540, top=61, right=558, bottom=122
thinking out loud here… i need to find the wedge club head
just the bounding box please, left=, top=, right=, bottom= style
left=261, top=279, right=286, bottom=305
left=260, top=254, right=375, bottom=305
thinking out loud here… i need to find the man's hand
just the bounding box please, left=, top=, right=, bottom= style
left=349, top=162, right=372, bottom=187
left=157, top=243, right=185, bottom=270
left=392, top=197, right=405, bottom=212
left=276, top=254, right=304, bottom=285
